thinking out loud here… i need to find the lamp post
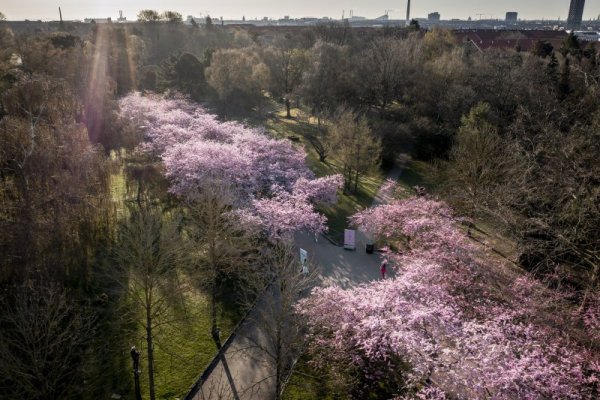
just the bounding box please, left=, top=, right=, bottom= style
left=130, top=346, right=142, bottom=400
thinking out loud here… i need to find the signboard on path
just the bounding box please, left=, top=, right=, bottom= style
left=344, top=229, right=356, bottom=251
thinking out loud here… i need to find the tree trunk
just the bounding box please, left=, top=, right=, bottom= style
left=285, top=98, right=291, bottom=119
left=209, top=237, right=220, bottom=347
left=136, top=179, right=143, bottom=208
left=146, top=301, right=156, bottom=400
left=580, top=263, right=599, bottom=312
left=343, top=166, right=352, bottom=194
left=211, top=282, right=219, bottom=345
left=308, top=136, right=327, bottom=163
left=467, top=206, right=474, bottom=237
left=380, top=97, right=388, bottom=114
left=275, top=323, right=282, bottom=400
left=16, top=172, right=33, bottom=279
left=134, top=371, right=142, bottom=400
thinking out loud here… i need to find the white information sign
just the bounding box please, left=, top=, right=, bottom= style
left=344, top=229, right=356, bottom=251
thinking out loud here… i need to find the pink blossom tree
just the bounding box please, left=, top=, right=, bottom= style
left=118, top=92, right=342, bottom=240
left=299, top=197, right=600, bottom=398
left=253, top=187, right=328, bottom=241
left=351, top=197, right=473, bottom=267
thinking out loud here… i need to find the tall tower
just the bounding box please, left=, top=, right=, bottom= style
left=406, top=0, right=411, bottom=25
left=567, top=0, right=586, bottom=29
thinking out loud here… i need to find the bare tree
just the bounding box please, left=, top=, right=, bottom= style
left=307, top=117, right=333, bottom=163
left=312, top=21, right=354, bottom=47
left=161, top=11, right=183, bottom=23
left=205, top=48, right=270, bottom=116
left=263, top=38, right=307, bottom=118
left=241, top=242, right=318, bottom=400
left=137, top=10, right=160, bottom=22
left=185, top=182, right=259, bottom=345
left=443, top=102, right=515, bottom=234
left=329, top=108, right=382, bottom=194
left=296, top=108, right=333, bottom=163
left=0, top=74, right=111, bottom=281
left=505, top=119, right=600, bottom=307
left=115, top=206, right=187, bottom=400
left=298, top=41, right=355, bottom=117
left=0, top=283, right=95, bottom=400
left=357, top=37, right=406, bottom=113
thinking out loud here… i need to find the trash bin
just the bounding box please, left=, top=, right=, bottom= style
left=366, top=243, right=374, bottom=254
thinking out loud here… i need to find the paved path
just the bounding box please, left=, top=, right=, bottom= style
left=186, top=166, right=404, bottom=400
left=372, top=164, right=404, bottom=207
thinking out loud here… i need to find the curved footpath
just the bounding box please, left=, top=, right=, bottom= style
left=185, top=165, right=404, bottom=400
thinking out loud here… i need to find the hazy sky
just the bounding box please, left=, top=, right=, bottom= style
left=1, top=1, right=598, bottom=21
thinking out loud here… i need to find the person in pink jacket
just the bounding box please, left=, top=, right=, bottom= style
left=380, top=261, right=387, bottom=279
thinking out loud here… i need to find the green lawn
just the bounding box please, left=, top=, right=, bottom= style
left=395, top=159, right=436, bottom=198
left=136, top=286, right=239, bottom=400
left=283, top=353, right=344, bottom=400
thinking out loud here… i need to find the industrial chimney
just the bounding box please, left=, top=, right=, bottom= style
left=406, top=0, right=411, bottom=25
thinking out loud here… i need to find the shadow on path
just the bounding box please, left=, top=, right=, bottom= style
left=219, top=353, right=240, bottom=400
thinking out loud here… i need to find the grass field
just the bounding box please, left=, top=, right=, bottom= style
left=283, top=353, right=344, bottom=400
left=136, top=287, right=240, bottom=400
left=395, top=159, right=435, bottom=194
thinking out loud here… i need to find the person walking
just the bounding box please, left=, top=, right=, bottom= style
left=380, top=261, right=387, bottom=279
left=301, top=262, right=309, bottom=275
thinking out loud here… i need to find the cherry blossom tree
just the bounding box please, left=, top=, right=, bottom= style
left=299, top=197, right=600, bottom=398
left=292, top=175, right=344, bottom=205
left=351, top=197, right=472, bottom=267
left=252, top=187, right=327, bottom=241
left=118, top=92, right=342, bottom=240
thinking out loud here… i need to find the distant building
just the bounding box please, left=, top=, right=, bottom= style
left=428, top=12, right=441, bottom=21
left=506, top=12, right=518, bottom=23
left=573, top=30, right=600, bottom=41
left=567, top=0, right=586, bottom=29
left=117, top=10, right=126, bottom=22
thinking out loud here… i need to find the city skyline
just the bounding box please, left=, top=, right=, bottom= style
left=1, top=0, right=598, bottom=22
